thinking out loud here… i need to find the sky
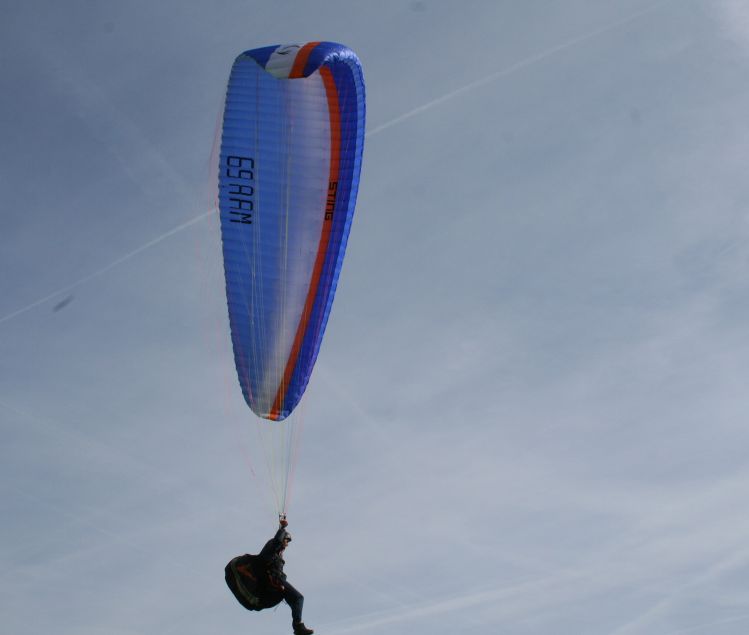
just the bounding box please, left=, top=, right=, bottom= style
left=3, top=1, right=749, bottom=633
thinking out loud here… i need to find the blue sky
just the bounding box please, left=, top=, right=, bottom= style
left=4, top=1, right=749, bottom=634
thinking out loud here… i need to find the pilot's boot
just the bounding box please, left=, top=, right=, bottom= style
left=293, top=621, right=314, bottom=635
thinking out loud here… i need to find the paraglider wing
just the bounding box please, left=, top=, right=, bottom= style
left=218, top=42, right=365, bottom=421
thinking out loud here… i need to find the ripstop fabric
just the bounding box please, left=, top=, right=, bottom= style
left=218, top=42, right=366, bottom=421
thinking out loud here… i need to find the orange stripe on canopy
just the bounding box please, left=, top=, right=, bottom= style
left=289, top=42, right=321, bottom=78
left=269, top=65, right=341, bottom=420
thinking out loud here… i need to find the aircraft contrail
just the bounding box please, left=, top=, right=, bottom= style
left=366, top=0, right=673, bottom=137
left=0, top=0, right=671, bottom=327
left=0, top=210, right=212, bottom=325
left=604, top=547, right=749, bottom=635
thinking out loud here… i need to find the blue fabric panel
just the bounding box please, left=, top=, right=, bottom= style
left=219, top=43, right=365, bottom=420
left=245, top=45, right=277, bottom=69
left=219, top=57, right=278, bottom=412
left=283, top=53, right=365, bottom=416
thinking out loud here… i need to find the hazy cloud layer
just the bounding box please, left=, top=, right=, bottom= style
left=3, top=1, right=749, bottom=634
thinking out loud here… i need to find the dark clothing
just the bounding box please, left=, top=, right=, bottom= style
left=282, top=581, right=304, bottom=623
left=257, top=527, right=290, bottom=591
left=225, top=553, right=283, bottom=611
left=225, top=525, right=303, bottom=621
